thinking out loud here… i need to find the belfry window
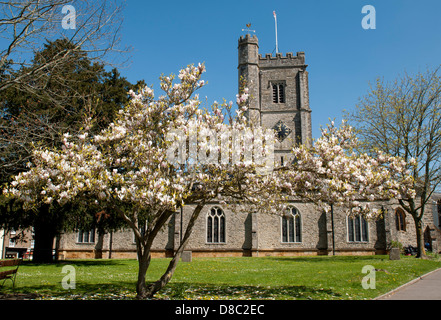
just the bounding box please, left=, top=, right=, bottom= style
left=207, top=207, right=225, bottom=243
left=272, top=83, right=285, bottom=103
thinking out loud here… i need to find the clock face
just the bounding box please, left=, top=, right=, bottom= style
left=272, top=120, right=292, bottom=142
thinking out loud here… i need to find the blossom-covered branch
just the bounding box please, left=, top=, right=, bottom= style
left=283, top=120, right=416, bottom=218
left=3, top=63, right=284, bottom=299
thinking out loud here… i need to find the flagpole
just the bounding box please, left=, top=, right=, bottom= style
left=273, top=11, right=279, bottom=54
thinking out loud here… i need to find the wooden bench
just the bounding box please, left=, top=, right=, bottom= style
left=0, top=259, right=21, bottom=288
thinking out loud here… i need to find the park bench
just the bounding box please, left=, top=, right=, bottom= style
left=0, top=259, right=21, bottom=288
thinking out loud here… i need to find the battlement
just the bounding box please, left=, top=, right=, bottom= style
left=258, top=52, right=306, bottom=67
left=238, top=33, right=259, bottom=45
left=259, top=52, right=304, bottom=60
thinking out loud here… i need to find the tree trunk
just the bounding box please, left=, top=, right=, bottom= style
left=142, top=203, right=205, bottom=299
left=400, top=199, right=427, bottom=259
left=136, top=250, right=152, bottom=299
left=94, top=232, right=104, bottom=259
left=113, top=205, right=156, bottom=299
left=33, top=223, right=56, bottom=263
left=32, top=206, right=56, bottom=263
left=128, top=204, right=204, bottom=299
left=414, top=218, right=426, bottom=258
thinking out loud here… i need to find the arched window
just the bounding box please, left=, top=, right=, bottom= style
left=347, top=215, right=368, bottom=242
left=207, top=207, right=225, bottom=243
left=395, top=208, right=406, bottom=231
left=281, top=207, right=301, bottom=243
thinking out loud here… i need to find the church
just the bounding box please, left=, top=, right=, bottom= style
left=55, top=34, right=441, bottom=260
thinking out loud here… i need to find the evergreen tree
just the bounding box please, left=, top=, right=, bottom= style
left=0, top=39, right=139, bottom=262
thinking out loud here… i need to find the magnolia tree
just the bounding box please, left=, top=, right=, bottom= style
left=4, top=63, right=415, bottom=298
left=283, top=120, right=415, bottom=220
left=4, top=63, right=285, bottom=299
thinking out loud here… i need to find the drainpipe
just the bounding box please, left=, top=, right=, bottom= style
left=180, top=206, right=183, bottom=245
left=0, top=229, right=4, bottom=259
left=331, top=204, right=335, bottom=256
left=108, top=231, right=113, bottom=259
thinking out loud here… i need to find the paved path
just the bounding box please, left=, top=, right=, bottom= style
left=376, top=267, right=441, bottom=300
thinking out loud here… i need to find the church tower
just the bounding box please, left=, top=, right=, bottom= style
left=238, top=34, right=312, bottom=166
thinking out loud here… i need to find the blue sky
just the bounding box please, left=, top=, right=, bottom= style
left=116, top=0, right=441, bottom=139
left=4, top=1, right=440, bottom=139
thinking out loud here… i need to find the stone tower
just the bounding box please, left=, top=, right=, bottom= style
left=238, top=34, right=312, bottom=166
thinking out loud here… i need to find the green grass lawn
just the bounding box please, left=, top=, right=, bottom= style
left=1, top=255, right=440, bottom=300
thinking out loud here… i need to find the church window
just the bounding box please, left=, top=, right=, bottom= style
left=207, top=207, right=225, bottom=243
left=347, top=215, right=368, bottom=242
left=395, top=208, right=406, bottom=231
left=272, top=83, right=285, bottom=103
left=281, top=206, right=301, bottom=243
left=77, top=228, right=95, bottom=243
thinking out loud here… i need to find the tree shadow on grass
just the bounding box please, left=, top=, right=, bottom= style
left=159, top=283, right=343, bottom=300
left=265, top=255, right=387, bottom=264
left=22, top=259, right=131, bottom=268
left=2, top=281, right=343, bottom=300
left=1, top=281, right=137, bottom=300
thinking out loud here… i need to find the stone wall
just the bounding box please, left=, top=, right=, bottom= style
left=56, top=199, right=440, bottom=259
left=58, top=219, right=174, bottom=260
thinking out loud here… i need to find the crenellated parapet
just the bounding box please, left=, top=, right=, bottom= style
left=258, top=52, right=306, bottom=68
left=238, top=33, right=259, bottom=44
